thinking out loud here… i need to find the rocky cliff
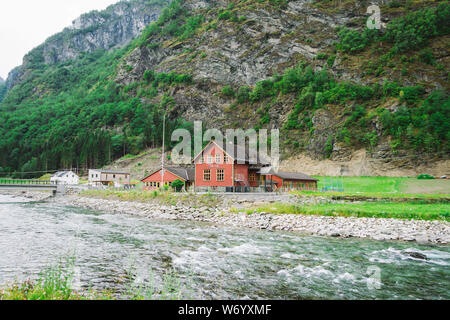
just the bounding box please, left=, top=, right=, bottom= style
left=4, top=0, right=170, bottom=90
left=114, top=0, right=449, bottom=175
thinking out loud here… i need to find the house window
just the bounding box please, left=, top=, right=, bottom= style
left=217, top=169, right=224, bottom=182
left=216, top=154, right=222, bottom=164
left=207, top=155, right=213, bottom=164
left=224, top=154, right=229, bottom=164
left=203, top=170, right=211, bottom=181
left=249, top=173, right=256, bottom=182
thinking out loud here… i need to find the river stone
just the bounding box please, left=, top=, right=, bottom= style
left=405, top=251, right=428, bottom=260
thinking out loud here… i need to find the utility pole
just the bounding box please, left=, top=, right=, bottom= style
left=161, top=112, right=166, bottom=189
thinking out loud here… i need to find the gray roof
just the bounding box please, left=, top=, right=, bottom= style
left=92, top=169, right=130, bottom=175
left=52, top=171, right=70, bottom=178
left=52, top=171, right=78, bottom=178
left=273, top=172, right=318, bottom=181
left=166, top=167, right=195, bottom=182
left=259, top=167, right=317, bottom=181
left=142, top=167, right=195, bottom=182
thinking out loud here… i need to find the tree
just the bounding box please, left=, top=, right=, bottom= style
left=171, top=179, right=185, bottom=192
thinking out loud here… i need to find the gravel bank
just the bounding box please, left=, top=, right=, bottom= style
left=0, top=191, right=54, bottom=202
left=60, top=195, right=450, bottom=245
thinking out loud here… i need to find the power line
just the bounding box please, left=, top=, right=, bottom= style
left=0, top=169, right=82, bottom=174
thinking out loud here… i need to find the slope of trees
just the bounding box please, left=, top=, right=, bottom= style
left=0, top=45, right=192, bottom=178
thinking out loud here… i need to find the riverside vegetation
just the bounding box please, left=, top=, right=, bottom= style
left=80, top=188, right=450, bottom=222
left=0, top=257, right=189, bottom=300
left=0, top=0, right=448, bottom=178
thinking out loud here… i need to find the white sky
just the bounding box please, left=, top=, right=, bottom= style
left=0, top=0, right=121, bottom=80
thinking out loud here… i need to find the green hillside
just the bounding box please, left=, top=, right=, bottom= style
left=0, top=0, right=449, bottom=178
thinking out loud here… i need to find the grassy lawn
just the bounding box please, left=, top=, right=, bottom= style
left=237, top=202, right=450, bottom=221
left=314, top=176, right=405, bottom=193
left=308, top=176, right=450, bottom=199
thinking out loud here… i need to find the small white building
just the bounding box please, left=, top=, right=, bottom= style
left=50, top=171, right=79, bottom=185
left=88, top=169, right=131, bottom=186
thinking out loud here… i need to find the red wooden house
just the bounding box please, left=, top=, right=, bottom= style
left=193, top=141, right=318, bottom=192
left=258, top=167, right=318, bottom=192
left=193, top=140, right=270, bottom=192
left=141, top=167, right=195, bottom=191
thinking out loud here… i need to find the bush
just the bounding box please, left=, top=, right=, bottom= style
left=218, top=11, right=232, bottom=20
left=384, top=4, right=450, bottom=53
left=419, top=48, right=435, bottom=65
left=171, top=179, right=185, bottom=192
left=237, top=86, right=252, bottom=103
left=336, top=27, right=379, bottom=53
left=417, top=174, right=435, bottom=180
left=222, top=85, right=235, bottom=97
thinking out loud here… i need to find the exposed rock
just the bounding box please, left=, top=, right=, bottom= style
left=404, top=251, right=429, bottom=260
left=113, top=0, right=449, bottom=174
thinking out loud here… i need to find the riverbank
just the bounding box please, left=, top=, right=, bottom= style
left=60, top=193, right=450, bottom=245
left=0, top=191, right=53, bottom=202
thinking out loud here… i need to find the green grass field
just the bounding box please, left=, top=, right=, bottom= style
left=277, top=177, right=449, bottom=220
left=237, top=202, right=450, bottom=221
left=309, top=176, right=450, bottom=198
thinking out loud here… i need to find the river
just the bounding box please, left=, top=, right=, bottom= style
left=0, top=194, right=449, bottom=300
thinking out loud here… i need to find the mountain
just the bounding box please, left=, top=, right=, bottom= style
left=4, top=0, right=170, bottom=91
left=0, top=0, right=449, bottom=178
left=0, top=78, right=5, bottom=102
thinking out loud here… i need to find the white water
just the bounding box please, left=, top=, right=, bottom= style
left=0, top=196, right=449, bottom=299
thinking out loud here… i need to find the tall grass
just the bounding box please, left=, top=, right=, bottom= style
left=0, top=257, right=89, bottom=300
left=0, top=258, right=190, bottom=300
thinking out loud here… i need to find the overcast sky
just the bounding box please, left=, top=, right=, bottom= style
left=0, top=0, right=120, bottom=80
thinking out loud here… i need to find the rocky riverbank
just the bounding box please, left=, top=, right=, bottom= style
left=59, top=195, right=450, bottom=245
left=0, top=191, right=54, bottom=202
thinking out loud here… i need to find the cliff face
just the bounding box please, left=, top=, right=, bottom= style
left=5, top=0, right=170, bottom=90
left=116, top=0, right=449, bottom=175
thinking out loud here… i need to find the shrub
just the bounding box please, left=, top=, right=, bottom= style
left=316, top=53, right=328, bottom=60
left=218, top=10, right=232, bottom=20
left=171, top=179, right=185, bottom=192
left=384, top=4, right=450, bottom=53
left=237, top=86, right=252, bottom=103
left=327, top=55, right=336, bottom=68
left=419, top=48, right=435, bottom=65
left=222, top=85, right=235, bottom=97
left=417, top=174, right=435, bottom=180
left=336, top=27, right=379, bottom=53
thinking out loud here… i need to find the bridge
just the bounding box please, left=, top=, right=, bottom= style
left=0, top=179, right=62, bottom=194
